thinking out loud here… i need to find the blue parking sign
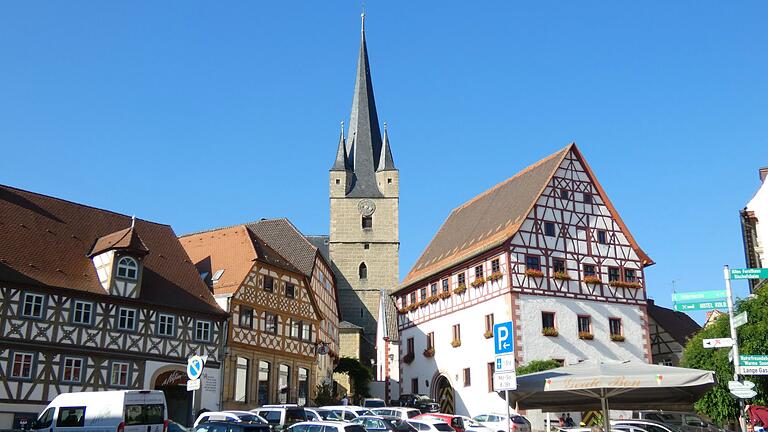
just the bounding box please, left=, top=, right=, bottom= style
left=494, top=322, right=514, bottom=355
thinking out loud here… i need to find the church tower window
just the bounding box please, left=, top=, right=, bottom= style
left=359, top=263, right=368, bottom=280
left=116, top=257, right=138, bottom=280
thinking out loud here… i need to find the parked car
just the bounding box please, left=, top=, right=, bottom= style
left=353, top=416, right=404, bottom=432
left=251, top=406, right=308, bottom=431
left=32, top=389, right=167, bottom=432
left=397, top=395, right=440, bottom=414
left=288, top=421, right=368, bottom=432
left=633, top=412, right=714, bottom=432
left=168, top=420, right=190, bottom=432
left=454, top=416, right=493, bottom=432
left=415, top=414, right=469, bottom=432
left=363, top=399, right=388, bottom=408
left=407, top=419, right=455, bottom=432
left=371, top=408, right=423, bottom=420
left=615, top=419, right=684, bottom=432
left=320, top=406, right=375, bottom=421
left=472, top=414, right=531, bottom=432
left=195, top=411, right=268, bottom=427
left=314, top=409, right=346, bottom=422
left=193, top=421, right=271, bottom=432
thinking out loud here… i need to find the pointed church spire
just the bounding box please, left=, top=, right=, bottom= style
left=345, top=12, right=385, bottom=197
left=331, top=121, right=350, bottom=171
left=377, top=122, right=396, bottom=171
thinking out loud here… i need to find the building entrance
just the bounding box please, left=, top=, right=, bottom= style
left=435, top=375, right=454, bottom=414
left=154, top=369, right=192, bottom=426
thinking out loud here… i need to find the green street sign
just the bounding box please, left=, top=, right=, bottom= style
left=740, top=355, right=768, bottom=366
left=673, top=301, right=728, bottom=312
left=671, top=290, right=727, bottom=302
left=730, top=268, right=768, bottom=280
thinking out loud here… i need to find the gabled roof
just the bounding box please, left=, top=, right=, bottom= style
left=0, top=184, right=224, bottom=316
left=647, top=300, right=701, bottom=345
left=247, top=218, right=321, bottom=278
left=376, top=288, right=399, bottom=342
left=88, top=226, right=149, bottom=257
left=401, top=143, right=653, bottom=289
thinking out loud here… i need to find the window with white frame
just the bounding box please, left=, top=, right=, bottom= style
left=72, top=301, right=93, bottom=325
left=117, top=307, right=137, bottom=331
left=110, top=362, right=130, bottom=386
left=302, top=323, right=312, bottom=342
left=116, top=256, right=138, bottom=280
left=21, top=293, right=45, bottom=319
left=157, top=314, right=175, bottom=337
left=291, top=319, right=302, bottom=339
left=10, top=352, right=34, bottom=379
left=195, top=320, right=211, bottom=342
left=62, top=357, right=84, bottom=383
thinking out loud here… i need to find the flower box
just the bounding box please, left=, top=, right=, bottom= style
left=418, top=299, right=429, bottom=308
left=451, top=339, right=462, bottom=348
left=611, top=334, right=625, bottom=342
left=398, top=308, right=408, bottom=315
left=428, top=295, right=440, bottom=304
left=405, top=304, right=418, bottom=312
left=487, top=272, right=503, bottom=282
left=438, top=291, right=452, bottom=300
left=471, top=277, right=486, bottom=288
left=453, top=284, right=467, bottom=294
left=553, top=271, right=571, bottom=281
left=579, top=332, right=594, bottom=340
left=583, top=276, right=602, bottom=285
left=423, top=348, right=435, bottom=358
left=525, top=269, right=544, bottom=278
left=483, top=330, right=494, bottom=339
left=542, top=327, right=559, bottom=337
left=609, top=280, right=642, bottom=289
left=402, top=352, right=415, bottom=364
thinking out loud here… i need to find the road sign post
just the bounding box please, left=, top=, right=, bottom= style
left=493, top=322, right=516, bottom=432
left=724, top=266, right=745, bottom=432
left=733, top=312, right=748, bottom=328
left=674, top=301, right=728, bottom=312
left=187, top=355, right=206, bottom=426
left=671, top=290, right=728, bottom=302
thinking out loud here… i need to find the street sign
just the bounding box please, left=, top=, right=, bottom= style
left=186, top=379, right=201, bottom=391
left=733, top=312, right=748, bottom=328
left=187, top=355, right=205, bottom=381
left=494, top=322, right=514, bottom=355
left=730, top=388, right=757, bottom=399
left=741, top=366, right=768, bottom=375
left=730, top=268, right=768, bottom=280
left=672, top=290, right=727, bottom=302
left=495, top=354, right=515, bottom=373
left=740, top=355, right=768, bottom=366
left=493, top=371, right=517, bottom=391
left=703, top=338, right=734, bottom=348
left=728, top=380, right=755, bottom=391
left=674, top=301, right=728, bottom=312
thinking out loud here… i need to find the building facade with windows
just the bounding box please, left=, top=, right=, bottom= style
left=646, top=300, right=700, bottom=366
left=180, top=219, right=339, bottom=410
left=394, top=144, right=654, bottom=423
left=0, top=185, right=226, bottom=429
left=741, top=167, right=768, bottom=292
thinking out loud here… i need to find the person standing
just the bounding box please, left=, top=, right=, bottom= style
left=565, top=414, right=575, bottom=428
left=559, top=414, right=566, bottom=428
left=341, top=394, right=349, bottom=406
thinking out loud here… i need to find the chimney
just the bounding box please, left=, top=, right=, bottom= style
left=760, top=167, right=768, bottom=183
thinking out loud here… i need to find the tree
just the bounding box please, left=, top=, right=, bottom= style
left=517, top=359, right=562, bottom=375
left=313, top=382, right=335, bottom=406
left=681, top=284, right=768, bottom=424
left=334, top=357, right=372, bottom=397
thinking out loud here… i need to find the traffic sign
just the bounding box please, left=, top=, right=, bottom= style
left=740, top=355, right=768, bottom=366
left=728, top=380, right=755, bottom=391
left=672, top=290, right=727, bottom=302
left=674, top=301, right=728, bottom=312
left=187, top=379, right=201, bottom=391
left=187, top=355, right=205, bottom=380
left=740, top=366, right=768, bottom=375
left=730, top=388, right=757, bottom=399
left=733, top=312, right=748, bottom=328
left=494, top=322, right=514, bottom=355
left=495, top=354, right=515, bottom=373
left=493, top=371, right=517, bottom=391
left=703, top=338, right=734, bottom=348
left=730, top=268, right=768, bottom=280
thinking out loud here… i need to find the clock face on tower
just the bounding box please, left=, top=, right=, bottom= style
left=357, top=199, right=376, bottom=216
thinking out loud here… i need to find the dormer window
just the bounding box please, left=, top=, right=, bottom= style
left=116, top=257, right=138, bottom=280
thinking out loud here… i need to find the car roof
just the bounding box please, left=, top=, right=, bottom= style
left=410, top=419, right=449, bottom=425
left=322, top=406, right=367, bottom=410
left=292, top=421, right=347, bottom=426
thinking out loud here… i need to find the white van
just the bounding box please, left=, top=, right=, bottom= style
left=33, top=389, right=168, bottom=432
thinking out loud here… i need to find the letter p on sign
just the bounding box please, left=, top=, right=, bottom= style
left=494, top=322, right=514, bottom=355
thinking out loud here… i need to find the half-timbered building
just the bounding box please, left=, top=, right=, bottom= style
left=180, top=219, right=339, bottom=410
left=741, top=167, right=768, bottom=292
left=646, top=300, right=700, bottom=366
left=394, top=144, right=654, bottom=422
left=0, top=184, right=226, bottom=429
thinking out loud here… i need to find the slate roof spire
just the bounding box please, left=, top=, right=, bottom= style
left=331, top=121, right=349, bottom=171
left=377, top=122, right=396, bottom=171
left=344, top=12, right=387, bottom=197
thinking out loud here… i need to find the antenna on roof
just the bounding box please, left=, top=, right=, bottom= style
left=131, top=215, right=136, bottom=229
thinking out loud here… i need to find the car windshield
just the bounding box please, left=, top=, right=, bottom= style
left=366, top=400, right=386, bottom=408
left=356, top=410, right=374, bottom=417
left=286, top=409, right=307, bottom=423
left=237, top=414, right=266, bottom=424
left=318, top=411, right=343, bottom=421
left=511, top=416, right=527, bottom=425
left=434, top=424, right=454, bottom=432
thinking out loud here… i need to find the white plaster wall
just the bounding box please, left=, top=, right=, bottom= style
left=747, top=178, right=768, bottom=265
left=400, top=297, right=511, bottom=417
left=518, top=294, right=647, bottom=365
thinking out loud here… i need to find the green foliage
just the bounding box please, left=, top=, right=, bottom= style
left=681, top=284, right=768, bottom=423
left=517, top=359, right=563, bottom=376
left=313, top=382, right=335, bottom=406
left=334, top=357, right=372, bottom=397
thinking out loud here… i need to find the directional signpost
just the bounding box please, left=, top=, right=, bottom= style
left=186, top=354, right=206, bottom=425
left=730, top=268, right=768, bottom=280
left=493, top=322, right=516, bottom=432
left=703, top=338, right=734, bottom=349
left=733, top=312, right=748, bottom=328
left=672, top=290, right=728, bottom=302
left=729, top=380, right=757, bottom=399
left=674, top=301, right=728, bottom=312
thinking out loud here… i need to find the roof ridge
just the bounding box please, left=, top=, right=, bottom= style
left=263, top=218, right=319, bottom=252
left=0, top=183, right=169, bottom=228
left=180, top=217, right=291, bottom=238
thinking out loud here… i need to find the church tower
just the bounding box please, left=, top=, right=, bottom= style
left=329, top=14, right=399, bottom=362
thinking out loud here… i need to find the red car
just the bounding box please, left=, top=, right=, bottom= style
left=414, top=414, right=466, bottom=432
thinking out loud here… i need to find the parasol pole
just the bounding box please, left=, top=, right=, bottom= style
left=601, top=390, right=611, bottom=432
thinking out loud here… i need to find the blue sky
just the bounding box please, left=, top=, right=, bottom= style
left=1, top=2, right=766, bottom=321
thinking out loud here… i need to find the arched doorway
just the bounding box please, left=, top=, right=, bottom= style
left=434, top=375, right=454, bottom=414
left=153, top=368, right=192, bottom=425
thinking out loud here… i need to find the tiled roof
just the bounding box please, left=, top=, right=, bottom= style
left=246, top=219, right=319, bottom=278
left=647, top=300, right=701, bottom=345
left=88, top=226, right=149, bottom=257
left=0, top=184, right=224, bottom=316
left=305, top=235, right=330, bottom=263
